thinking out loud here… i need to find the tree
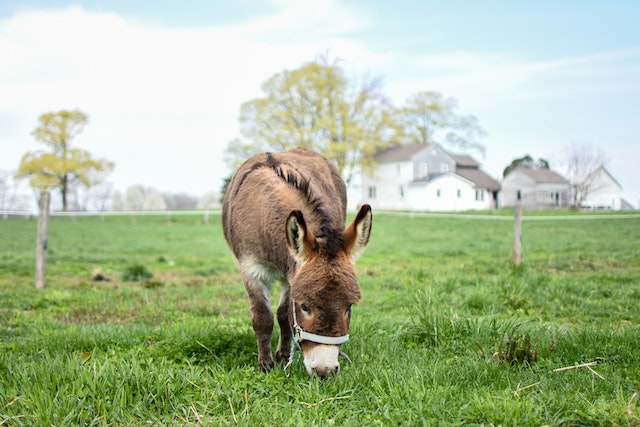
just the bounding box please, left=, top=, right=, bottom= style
left=15, top=109, right=114, bottom=211
left=558, top=143, right=608, bottom=208
left=225, top=58, right=488, bottom=193
left=503, top=154, right=550, bottom=177
left=389, top=91, right=487, bottom=156
left=123, top=185, right=167, bottom=210
left=225, top=57, right=394, bottom=186
left=0, top=170, right=32, bottom=213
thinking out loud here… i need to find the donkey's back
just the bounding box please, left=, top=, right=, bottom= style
left=222, top=148, right=347, bottom=277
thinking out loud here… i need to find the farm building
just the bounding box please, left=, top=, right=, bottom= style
left=360, top=143, right=500, bottom=211
left=579, top=166, right=623, bottom=210
left=500, top=168, right=570, bottom=209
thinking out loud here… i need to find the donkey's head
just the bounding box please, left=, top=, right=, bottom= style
left=285, top=204, right=372, bottom=377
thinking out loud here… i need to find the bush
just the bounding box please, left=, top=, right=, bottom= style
left=122, top=264, right=153, bottom=282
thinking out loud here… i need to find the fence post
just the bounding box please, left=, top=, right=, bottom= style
left=35, top=191, right=51, bottom=289
left=512, top=201, right=522, bottom=265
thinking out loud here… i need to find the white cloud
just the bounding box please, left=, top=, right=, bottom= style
left=1, top=3, right=638, bottom=205
left=0, top=4, right=374, bottom=194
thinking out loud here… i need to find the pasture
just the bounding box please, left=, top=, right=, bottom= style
left=1, top=211, right=639, bottom=426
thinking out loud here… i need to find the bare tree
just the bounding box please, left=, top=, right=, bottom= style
left=558, top=143, right=608, bottom=208
left=0, top=170, right=32, bottom=213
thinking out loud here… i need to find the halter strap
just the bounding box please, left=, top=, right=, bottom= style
left=291, top=299, right=350, bottom=345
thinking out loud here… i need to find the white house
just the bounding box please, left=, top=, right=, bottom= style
left=500, top=169, right=570, bottom=209
left=579, top=166, right=622, bottom=210
left=361, top=143, right=500, bottom=211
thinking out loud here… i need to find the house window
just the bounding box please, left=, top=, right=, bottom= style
left=436, top=189, right=441, bottom=197
left=440, top=164, right=449, bottom=173
left=457, top=189, right=462, bottom=198
left=368, top=186, right=377, bottom=199
left=475, top=190, right=484, bottom=201
left=399, top=185, right=404, bottom=198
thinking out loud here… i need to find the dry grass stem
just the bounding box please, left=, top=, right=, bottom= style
left=299, top=395, right=352, bottom=408
left=228, top=397, right=237, bottom=424
left=513, top=382, right=541, bottom=396
left=553, top=361, right=598, bottom=372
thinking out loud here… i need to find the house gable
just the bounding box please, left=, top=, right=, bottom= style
left=580, top=166, right=623, bottom=210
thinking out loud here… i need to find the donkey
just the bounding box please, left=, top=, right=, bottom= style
left=222, top=148, right=372, bottom=377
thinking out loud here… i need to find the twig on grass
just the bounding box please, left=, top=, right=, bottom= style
left=586, top=365, right=605, bottom=380
left=553, top=359, right=608, bottom=381
left=299, top=395, right=351, bottom=408
left=553, top=361, right=599, bottom=372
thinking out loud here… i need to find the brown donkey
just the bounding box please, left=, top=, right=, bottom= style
left=222, top=148, right=372, bottom=377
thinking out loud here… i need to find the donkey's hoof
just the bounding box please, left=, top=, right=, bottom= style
left=275, top=351, right=291, bottom=364
left=257, top=359, right=275, bottom=373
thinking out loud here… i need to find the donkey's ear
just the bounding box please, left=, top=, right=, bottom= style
left=286, top=210, right=317, bottom=263
left=343, top=204, right=372, bottom=262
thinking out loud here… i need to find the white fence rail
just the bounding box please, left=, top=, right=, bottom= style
left=2, top=209, right=639, bottom=221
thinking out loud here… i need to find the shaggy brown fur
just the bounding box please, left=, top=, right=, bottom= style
left=222, top=148, right=372, bottom=376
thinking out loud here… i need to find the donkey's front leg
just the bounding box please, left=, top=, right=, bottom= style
left=244, top=277, right=275, bottom=372
left=275, top=285, right=292, bottom=364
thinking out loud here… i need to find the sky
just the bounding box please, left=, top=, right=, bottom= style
left=1, top=0, right=639, bottom=207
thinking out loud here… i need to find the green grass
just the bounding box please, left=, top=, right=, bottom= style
left=1, top=211, right=639, bottom=426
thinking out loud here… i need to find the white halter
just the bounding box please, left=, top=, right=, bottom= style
left=291, top=299, right=350, bottom=345
left=288, top=299, right=353, bottom=366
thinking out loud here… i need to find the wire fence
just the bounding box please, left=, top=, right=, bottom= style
left=2, top=209, right=640, bottom=222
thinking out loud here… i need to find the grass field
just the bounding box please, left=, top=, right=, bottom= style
left=1, top=211, right=639, bottom=426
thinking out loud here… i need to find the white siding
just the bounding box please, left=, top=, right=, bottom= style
left=361, top=160, right=414, bottom=210
left=501, top=171, right=570, bottom=208
left=581, top=168, right=622, bottom=210
left=407, top=174, right=478, bottom=211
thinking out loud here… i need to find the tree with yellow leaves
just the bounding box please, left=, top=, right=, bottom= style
left=225, top=57, right=393, bottom=187
left=16, top=109, right=114, bottom=212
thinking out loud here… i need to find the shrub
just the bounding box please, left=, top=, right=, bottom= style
left=122, top=264, right=153, bottom=282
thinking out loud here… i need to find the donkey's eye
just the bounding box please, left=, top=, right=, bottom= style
left=300, top=304, right=311, bottom=314
left=345, top=305, right=352, bottom=316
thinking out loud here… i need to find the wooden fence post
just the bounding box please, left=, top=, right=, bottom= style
left=35, top=191, right=51, bottom=289
left=512, top=201, right=522, bottom=265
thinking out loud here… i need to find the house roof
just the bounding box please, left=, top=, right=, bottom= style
left=597, top=166, right=623, bottom=189
left=455, top=168, right=501, bottom=191
left=451, top=154, right=479, bottom=168
left=516, top=169, right=569, bottom=184
left=375, top=143, right=426, bottom=162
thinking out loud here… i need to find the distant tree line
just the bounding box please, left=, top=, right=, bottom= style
left=110, top=186, right=219, bottom=211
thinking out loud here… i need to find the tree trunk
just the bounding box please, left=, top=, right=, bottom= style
left=61, top=175, right=68, bottom=212
left=35, top=191, right=50, bottom=289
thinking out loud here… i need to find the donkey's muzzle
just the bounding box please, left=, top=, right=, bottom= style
left=303, top=344, right=340, bottom=378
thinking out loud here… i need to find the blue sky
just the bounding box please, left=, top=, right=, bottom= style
left=1, top=0, right=639, bottom=206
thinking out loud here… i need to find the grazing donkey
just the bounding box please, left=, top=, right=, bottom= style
left=222, top=148, right=372, bottom=377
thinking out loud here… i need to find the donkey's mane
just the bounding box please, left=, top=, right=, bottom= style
left=237, top=152, right=344, bottom=257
